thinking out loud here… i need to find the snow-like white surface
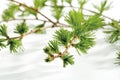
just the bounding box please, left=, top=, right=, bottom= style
left=0, top=0, right=120, bottom=80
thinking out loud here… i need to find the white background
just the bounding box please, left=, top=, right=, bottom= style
left=0, top=0, right=120, bottom=80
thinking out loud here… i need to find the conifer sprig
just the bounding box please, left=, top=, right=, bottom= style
left=93, top=0, right=111, bottom=14
left=0, top=24, right=8, bottom=37
left=2, top=4, right=19, bottom=21
left=0, top=0, right=120, bottom=67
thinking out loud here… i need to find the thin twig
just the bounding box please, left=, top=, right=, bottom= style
left=0, top=18, right=48, bottom=23
left=4, top=26, right=53, bottom=40
left=45, top=4, right=116, bottom=21
left=0, top=18, right=70, bottom=27
left=9, top=0, right=56, bottom=25
left=54, top=36, right=78, bottom=59
left=63, top=36, right=77, bottom=54
left=83, top=8, right=115, bottom=21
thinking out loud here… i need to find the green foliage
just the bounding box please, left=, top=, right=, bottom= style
left=115, top=52, right=120, bottom=65
left=74, top=32, right=95, bottom=53
left=34, top=0, right=47, bottom=9
left=44, top=9, right=100, bottom=67
left=61, top=53, right=74, bottom=67
left=48, top=40, right=59, bottom=53
left=78, top=0, right=87, bottom=10
left=50, top=0, right=64, bottom=22
left=35, top=23, right=45, bottom=28
left=0, top=39, right=6, bottom=48
left=65, top=10, right=84, bottom=27
left=104, top=21, right=120, bottom=43
left=52, top=6, right=63, bottom=22
left=7, top=39, right=22, bottom=53
left=45, top=56, right=54, bottom=62
left=44, top=40, right=59, bottom=55
left=0, top=24, right=22, bottom=52
left=64, top=0, right=72, bottom=4
left=18, top=7, right=37, bottom=17
left=1, top=0, right=120, bottom=67
left=14, top=22, right=29, bottom=35
left=85, top=15, right=104, bottom=31
left=44, top=46, right=52, bottom=55
left=0, top=24, right=8, bottom=37
left=2, top=4, right=19, bottom=21
left=44, top=28, right=76, bottom=67
left=24, top=7, right=37, bottom=17
left=65, top=10, right=104, bottom=32
left=34, top=23, right=45, bottom=34
left=93, top=0, right=111, bottom=14
left=55, top=28, right=72, bottom=46
left=50, top=0, right=57, bottom=5
left=44, top=27, right=95, bottom=66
